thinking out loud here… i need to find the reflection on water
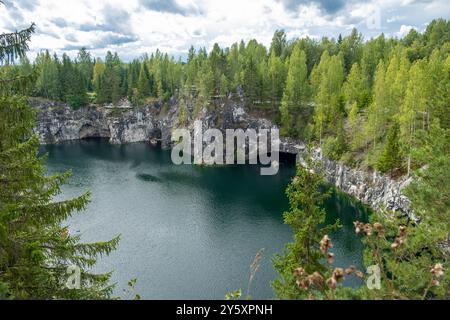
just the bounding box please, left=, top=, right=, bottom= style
left=42, top=139, right=369, bottom=300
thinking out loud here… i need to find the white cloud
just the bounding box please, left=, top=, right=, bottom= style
left=0, top=0, right=448, bottom=61
left=396, top=24, right=415, bottom=37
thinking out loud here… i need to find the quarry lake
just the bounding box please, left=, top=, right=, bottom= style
left=42, top=139, right=369, bottom=299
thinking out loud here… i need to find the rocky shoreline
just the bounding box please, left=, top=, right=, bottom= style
left=32, top=97, right=413, bottom=218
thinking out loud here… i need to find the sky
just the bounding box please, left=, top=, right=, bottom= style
left=1, top=0, right=449, bottom=61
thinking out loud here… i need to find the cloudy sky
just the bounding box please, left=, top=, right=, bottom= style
left=1, top=0, right=449, bottom=61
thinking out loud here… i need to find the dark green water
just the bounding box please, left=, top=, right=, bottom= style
left=42, top=139, right=369, bottom=300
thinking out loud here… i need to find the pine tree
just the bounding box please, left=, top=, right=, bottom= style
left=242, top=54, right=259, bottom=103
left=361, top=34, right=386, bottom=88
left=376, top=122, right=402, bottom=174
left=339, top=28, right=363, bottom=74
left=280, top=45, right=308, bottom=132
left=314, top=54, right=344, bottom=147
left=198, top=63, right=214, bottom=100
left=96, top=52, right=123, bottom=105
left=399, top=60, right=428, bottom=176
left=126, top=59, right=141, bottom=100
left=76, top=48, right=93, bottom=92
left=405, top=120, right=449, bottom=227
left=186, top=46, right=199, bottom=89
left=282, top=45, right=309, bottom=107
left=59, top=54, right=88, bottom=108
left=365, top=60, right=387, bottom=149
left=226, top=43, right=242, bottom=91
left=322, top=119, right=348, bottom=161
left=0, top=9, right=119, bottom=299
left=343, top=62, right=367, bottom=112
left=273, top=156, right=338, bottom=299
left=393, top=50, right=410, bottom=112
left=136, top=62, right=151, bottom=101
left=219, top=73, right=229, bottom=97
left=68, top=67, right=88, bottom=109
left=385, top=51, right=400, bottom=116
left=209, top=43, right=226, bottom=94
left=309, top=51, right=329, bottom=98
left=34, top=51, right=61, bottom=100
left=348, top=102, right=364, bottom=151
left=270, top=30, right=287, bottom=58
left=267, top=50, right=285, bottom=108
left=427, top=49, right=449, bottom=129
left=93, top=58, right=106, bottom=102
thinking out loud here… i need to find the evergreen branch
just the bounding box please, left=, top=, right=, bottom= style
left=0, top=23, right=36, bottom=64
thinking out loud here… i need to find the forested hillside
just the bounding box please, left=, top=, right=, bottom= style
left=2, top=18, right=449, bottom=176
left=0, top=3, right=448, bottom=299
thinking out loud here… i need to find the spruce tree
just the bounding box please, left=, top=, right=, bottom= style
left=376, top=122, right=402, bottom=174
left=76, top=48, right=93, bottom=92
left=273, top=156, right=338, bottom=299
left=0, top=10, right=119, bottom=299
left=136, top=62, right=151, bottom=101
left=59, top=54, right=88, bottom=108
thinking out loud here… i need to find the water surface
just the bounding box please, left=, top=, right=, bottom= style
left=43, top=139, right=369, bottom=299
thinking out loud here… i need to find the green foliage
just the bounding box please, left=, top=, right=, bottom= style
left=136, top=62, right=151, bottom=103
left=376, top=122, right=402, bottom=174
left=34, top=51, right=61, bottom=100
left=0, top=16, right=119, bottom=299
left=177, top=97, right=189, bottom=126
left=0, top=23, right=36, bottom=64
left=273, top=121, right=449, bottom=300
left=0, top=92, right=120, bottom=301
left=198, top=62, right=214, bottom=101
left=339, top=28, right=363, bottom=74
left=280, top=45, right=308, bottom=132
left=225, top=289, right=242, bottom=300
left=352, top=215, right=449, bottom=300
left=270, top=30, right=287, bottom=58
left=322, top=126, right=348, bottom=161
left=313, top=52, right=345, bottom=144
left=5, top=18, right=449, bottom=176
left=405, top=121, right=450, bottom=228
left=267, top=50, right=286, bottom=106
left=76, top=48, right=93, bottom=91
left=343, top=62, right=368, bottom=112
left=2, top=12, right=449, bottom=300
left=365, top=60, right=387, bottom=148
left=273, top=156, right=340, bottom=299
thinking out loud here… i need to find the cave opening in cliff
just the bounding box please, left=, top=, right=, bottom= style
left=149, top=128, right=163, bottom=147
left=278, top=152, right=297, bottom=166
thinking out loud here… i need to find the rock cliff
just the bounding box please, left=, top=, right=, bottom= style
left=32, top=97, right=412, bottom=218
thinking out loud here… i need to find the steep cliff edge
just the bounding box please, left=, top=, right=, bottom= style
left=32, top=97, right=412, bottom=218
left=34, top=99, right=161, bottom=144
